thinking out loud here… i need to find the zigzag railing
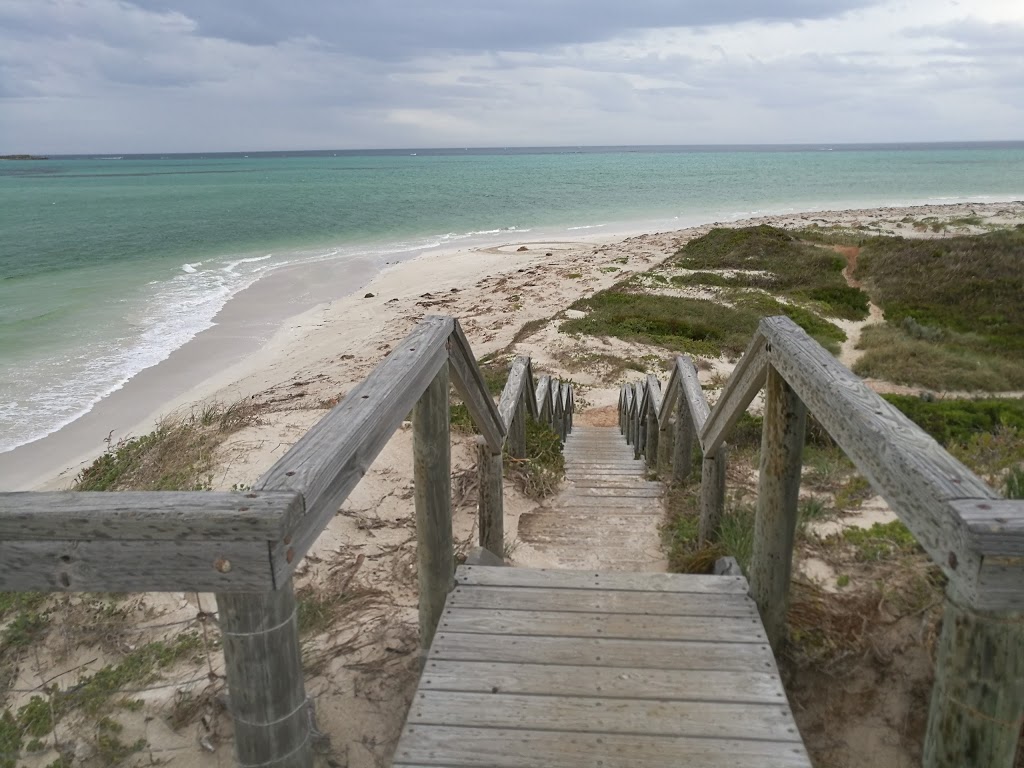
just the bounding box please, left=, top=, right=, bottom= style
left=619, top=315, right=1024, bottom=768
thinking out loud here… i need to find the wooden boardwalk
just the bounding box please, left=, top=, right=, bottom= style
left=517, top=425, right=666, bottom=571
left=392, top=426, right=811, bottom=767
left=392, top=565, right=812, bottom=767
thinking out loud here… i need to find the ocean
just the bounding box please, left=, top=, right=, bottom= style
left=2, top=142, right=1023, bottom=454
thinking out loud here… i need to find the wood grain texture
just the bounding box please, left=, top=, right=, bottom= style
left=644, top=375, right=661, bottom=469
left=536, top=375, right=552, bottom=424
left=476, top=437, right=504, bottom=558
left=924, top=590, right=1024, bottom=768
left=419, top=660, right=786, bottom=702
left=448, top=319, right=506, bottom=452
left=407, top=691, right=800, bottom=742
left=429, top=632, right=774, bottom=671
left=455, top=566, right=748, bottom=594
left=701, top=332, right=768, bottom=453
left=0, top=538, right=278, bottom=592
left=394, top=726, right=812, bottom=768
left=216, top=578, right=312, bottom=768
left=257, top=316, right=452, bottom=573
left=414, top=362, right=455, bottom=650
left=0, top=490, right=301, bottom=541
left=699, top=447, right=728, bottom=546
left=509, top=395, right=527, bottom=460
left=759, top=316, right=999, bottom=606
left=438, top=609, right=767, bottom=643
left=749, top=367, right=807, bottom=649
left=445, top=585, right=759, bottom=617
left=673, top=389, right=697, bottom=486
left=497, top=356, right=531, bottom=434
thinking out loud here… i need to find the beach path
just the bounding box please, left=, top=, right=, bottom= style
left=392, top=425, right=812, bottom=767
left=518, top=424, right=667, bottom=571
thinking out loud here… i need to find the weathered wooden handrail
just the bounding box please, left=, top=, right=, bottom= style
left=475, top=355, right=573, bottom=560
left=0, top=315, right=573, bottom=768
left=623, top=315, right=1024, bottom=768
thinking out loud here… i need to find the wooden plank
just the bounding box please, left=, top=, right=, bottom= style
left=438, top=609, right=767, bottom=643
left=749, top=367, right=806, bottom=649
left=448, top=319, right=506, bottom=452
left=216, top=577, right=311, bottom=768
left=415, top=362, right=455, bottom=650
left=536, top=375, right=552, bottom=424
left=553, top=381, right=566, bottom=440
left=952, top=499, right=1024, bottom=556
left=0, top=538, right=277, bottom=593
left=759, top=316, right=998, bottom=606
left=678, top=355, right=711, bottom=433
left=699, top=446, right=728, bottom=545
left=394, top=726, right=812, bottom=768
left=509, top=395, right=527, bottom=459
left=0, top=490, right=301, bottom=541
left=700, top=331, right=768, bottom=453
left=522, top=358, right=539, bottom=421
left=657, top=357, right=681, bottom=425
left=497, top=356, right=531, bottom=433
left=446, top=585, right=758, bottom=617
left=673, top=391, right=697, bottom=485
left=408, top=691, right=800, bottom=743
left=258, top=316, right=453, bottom=578
left=455, top=566, right=748, bottom=594
left=644, top=375, right=661, bottom=469
left=477, top=437, right=504, bottom=559
left=419, top=660, right=786, bottom=702
left=924, top=589, right=1024, bottom=767
left=429, top=632, right=774, bottom=671
left=567, top=487, right=662, bottom=497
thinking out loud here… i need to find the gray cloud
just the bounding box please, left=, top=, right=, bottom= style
left=124, top=0, right=879, bottom=56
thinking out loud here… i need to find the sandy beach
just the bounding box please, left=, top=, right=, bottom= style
left=2, top=199, right=1023, bottom=767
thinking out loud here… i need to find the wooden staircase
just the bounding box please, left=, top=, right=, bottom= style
left=392, top=425, right=812, bottom=768
left=517, top=426, right=666, bottom=571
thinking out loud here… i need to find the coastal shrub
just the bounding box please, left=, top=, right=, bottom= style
left=855, top=228, right=1024, bottom=354
left=507, top=418, right=565, bottom=499
left=883, top=395, right=1024, bottom=446
left=74, top=400, right=263, bottom=491
left=853, top=324, right=1024, bottom=392
left=670, top=226, right=868, bottom=321
left=561, top=289, right=760, bottom=357
left=729, top=291, right=846, bottom=353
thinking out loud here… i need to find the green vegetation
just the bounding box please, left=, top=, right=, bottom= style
left=668, top=226, right=869, bottom=320
left=839, top=521, right=920, bottom=562
left=853, top=324, right=1024, bottom=392
left=562, top=226, right=864, bottom=357
left=509, top=418, right=566, bottom=499
left=74, top=401, right=264, bottom=491
left=853, top=228, right=1024, bottom=390
left=884, top=395, right=1024, bottom=445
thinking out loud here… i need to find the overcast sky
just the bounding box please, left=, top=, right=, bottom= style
left=1, top=0, right=1022, bottom=153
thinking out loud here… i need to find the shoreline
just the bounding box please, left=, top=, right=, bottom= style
left=1, top=198, right=1021, bottom=491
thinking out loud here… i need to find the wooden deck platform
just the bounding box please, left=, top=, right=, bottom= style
left=392, top=565, right=812, bottom=767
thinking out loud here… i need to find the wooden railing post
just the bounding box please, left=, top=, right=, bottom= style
left=217, top=578, right=313, bottom=768
left=673, top=397, right=696, bottom=486
left=924, top=587, right=1024, bottom=768
left=509, top=395, right=527, bottom=460
left=553, top=383, right=565, bottom=441
left=413, top=361, right=454, bottom=651
left=645, top=400, right=659, bottom=470
left=748, top=366, right=807, bottom=649
left=698, top=446, right=728, bottom=545
left=477, top=436, right=504, bottom=559
left=657, top=417, right=673, bottom=476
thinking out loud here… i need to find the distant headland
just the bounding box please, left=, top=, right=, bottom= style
left=0, top=154, right=49, bottom=160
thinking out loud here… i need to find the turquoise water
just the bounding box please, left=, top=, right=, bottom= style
left=2, top=143, right=1023, bottom=452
